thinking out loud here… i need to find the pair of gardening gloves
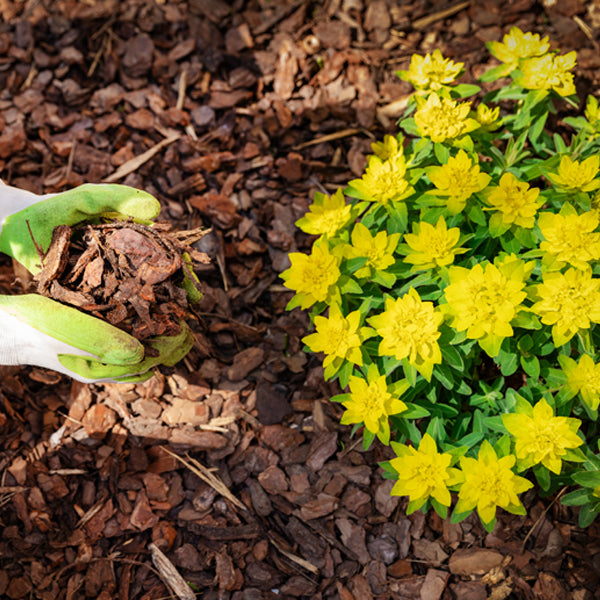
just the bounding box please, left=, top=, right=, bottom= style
left=0, top=183, right=193, bottom=383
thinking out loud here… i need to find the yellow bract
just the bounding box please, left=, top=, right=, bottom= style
left=345, top=222, right=399, bottom=279
left=561, top=354, right=600, bottom=411
left=476, top=103, right=501, bottom=130
left=371, top=134, right=402, bottom=161
left=547, top=155, right=600, bottom=192
left=502, top=398, right=583, bottom=474
left=302, top=303, right=364, bottom=370
left=340, top=366, right=408, bottom=445
left=538, top=205, right=600, bottom=270
left=348, top=152, right=412, bottom=205
left=402, top=216, right=467, bottom=270
left=414, top=94, right=479, bottom=144
left=390, top=433, right=463, bottom=509
left=530, top=268, right=600, bottom=346
left=455, top=441, right=533, bottom=526
left=443, top=257, right=530, bottom=357
left=426, top=149, right=491, bottom=213
left=296, top=188, right=353, bottom=238
left=487, top=27, right=549, bottom=71
left=368, top=288, right=443, bottom=381
left=516, top=51, right=577, bottom=96
left=484, top=173, right=541, bottom=229
left=398, top=49, right=463, bottom=91
left=280, top=242, right=340, bottom=309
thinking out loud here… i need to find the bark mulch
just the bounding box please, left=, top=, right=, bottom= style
left=1, top=1, right=600, bottom=599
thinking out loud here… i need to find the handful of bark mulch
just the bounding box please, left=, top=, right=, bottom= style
left=34, top=221, right=208, bottom=344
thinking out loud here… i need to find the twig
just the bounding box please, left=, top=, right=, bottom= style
left=412, top=1, right=471, bottom=30
left=293, top=128, right=368, bottom=150
left=149, top=542, right=196, bottom=600
left=103, top=133, right=181, bottom=183
left=161, top=447, right=248, bottom=512
left=521, top=487, right=567, bottom=553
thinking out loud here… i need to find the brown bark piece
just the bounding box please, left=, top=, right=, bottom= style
left=449, top=548, right=504, bottom=575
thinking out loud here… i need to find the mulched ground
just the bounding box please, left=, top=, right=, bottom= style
left=1, top=1, right=600, bottom=599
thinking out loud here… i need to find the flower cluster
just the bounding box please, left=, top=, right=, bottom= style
left=283, top=29, right=600, bottom=530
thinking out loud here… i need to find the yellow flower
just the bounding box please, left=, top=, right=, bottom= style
left=547, top=155, right=600, bottom=193
left=584, top=95, right=600, bottom=139
left=516, top=51, right=577, bottom=96
left=402, top=216, right=467, bottom=270
left=414, top=94, right=480, bottom=144
left=348, top=152, right=413, bottom=205
left=426, top=149, right=491, bottom=213
left=586, top=95, right=600, bottom=125
left=340, top=364, right=408, bottom=445
left=371, top=134, right=403, bottom=161
left=476, top=103, right=501, bottom=130
left=530, top=268, right=600, bottom=346
left=281, top=242, right=340, bottom=309
left=397, top=49, right=463, bottom=91
left=484, top=173, right=541, bottom=229
left=345, top=222, right=400, bottom=278
left=487, top=27, right=549, bottom=72
left=561, top=354, right=600, bottom=410
left=502, top=398, right=583, bottom=474
left=538, top=205, right=600, bottom=270
left=455, top=440, right=533, bottom=526
left=443, top=257, right=529, bottom=357
left=296, top=188, right=353, bottom=238
left=302, top=303, right=366, bottom=372
left=368, top=288, right=443, bottom=381
left=390, top=433, right=463, bottom=509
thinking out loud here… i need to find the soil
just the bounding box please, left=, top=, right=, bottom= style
left=0, top=1, right=600, bottom=600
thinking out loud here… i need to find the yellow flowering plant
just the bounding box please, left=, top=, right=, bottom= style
left=282, top=28, right=600, bottom=531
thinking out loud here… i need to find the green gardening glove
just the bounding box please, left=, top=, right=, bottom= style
left=0, top=183, right=193, bottom=383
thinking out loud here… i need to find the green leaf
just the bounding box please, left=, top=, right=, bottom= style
left=512, top=310, right=542, bottom=330
left=479, top=64, right=511, bottom=83
left=488, top=212, right=511, bottom=238
left=450, top=506, right=473, bottom=524
left=561, top=488, right=592, bottom=507
left=482, top=516, right=497, bottom=533
left=563, top=447, right=587, bottom=463
left=456, top=431, right=485, bottom=448
left=433, top=143, right=450, bottom=164
left=495, top=344, right=519, bottom=377
left=452, top=83, right=482, bottom=98
left=433, top=363, right=454, bottom=390
left=426, top=416, right=446, bottom=443
left=431, top=497, right=448, bottom=519
left=494, top=434, right=511, bottom=458
left=338, top=360, right=354, bottom=389
left=528, top=111, right=549, bottom=144
left=520, top=354, right=540, bottom=380
left=533, top=463, right=551, bottom=491
left=344, top=256, right=368, bottom=274
left=578, top=503, right=599, bottom=528
left=402, top=360, right=417, bottom=386
left=338, top=275, right=363, bottom=295
left=571, top=471, right=600, bottom=489
left=456, top=379, right=472, bottom=395
left=372, top=270, right=397, bottom=288
left=362, top=428, right=376, bottom=451
left=441, top=345, right=464, bottom=371
left=406, top=497, right=427, bottom=515
left=398, top=402, right=431, bottom=419
left=484, top=415, right=508, bottom=434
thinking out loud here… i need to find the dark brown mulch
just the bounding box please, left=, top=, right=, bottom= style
left=1, top=1, right=600, bottom=599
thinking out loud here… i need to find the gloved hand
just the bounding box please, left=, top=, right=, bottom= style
left=0, top=183, right=194, bottom=383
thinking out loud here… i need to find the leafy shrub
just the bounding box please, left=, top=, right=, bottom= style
left=281, top=28, right=600, bottom=531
